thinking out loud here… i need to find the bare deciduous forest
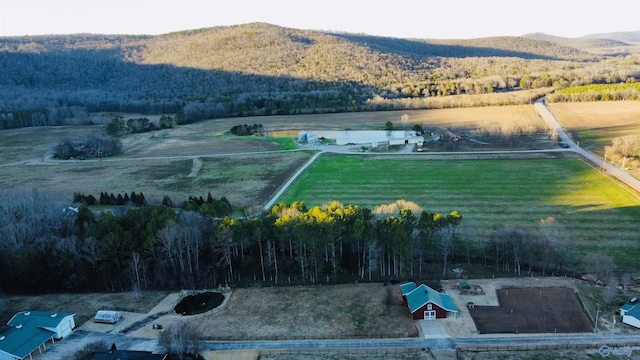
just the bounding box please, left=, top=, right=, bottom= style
left=1, top=22, right=639, bottom=128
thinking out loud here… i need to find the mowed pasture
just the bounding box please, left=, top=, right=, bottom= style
left=279, top=154, right=640, bottom=269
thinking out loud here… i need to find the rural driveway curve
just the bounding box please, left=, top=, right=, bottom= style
left=535, top=98, right=640, bottom=193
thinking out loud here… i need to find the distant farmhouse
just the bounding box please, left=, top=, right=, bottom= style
left=400, top=282, right=458, bottom=320
left=0, top=311, right=75, bottom=360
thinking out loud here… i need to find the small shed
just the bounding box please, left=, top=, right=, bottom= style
left=94, top=310, right=122, bottom=324
left=405, top=284, right=458, bottom=320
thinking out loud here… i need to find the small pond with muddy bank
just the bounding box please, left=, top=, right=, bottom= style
left=174, top=291, right=225, bottom=315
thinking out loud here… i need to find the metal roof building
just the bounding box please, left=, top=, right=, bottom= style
left=403, top=283, right=458, bottom=320
left=0, top=311, right=75, bottom=360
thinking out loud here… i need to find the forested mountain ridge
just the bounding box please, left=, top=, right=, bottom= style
left=0, top=22, right=638, bottom=129
left=583, top=31, right=640, bottom=45
left=522, top=32, right=630, bottom=50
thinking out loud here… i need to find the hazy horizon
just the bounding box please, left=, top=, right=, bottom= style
left=1, top=0, right=639, bottom=40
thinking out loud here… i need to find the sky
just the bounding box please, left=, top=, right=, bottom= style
left=1, top=0, right=639, bottom=39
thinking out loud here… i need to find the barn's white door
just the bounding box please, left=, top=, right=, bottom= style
left=424, top=311, right=436, bottom=320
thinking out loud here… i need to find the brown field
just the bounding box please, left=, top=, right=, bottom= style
left=189, top=283, right=418, bottom=340
left=547, top=101, right=640, bottom=130
left=547, top=101, right=640, bottom=154
left=469, top=287, right=592, bottom=334
left=258, top=104, right=543, bottom=132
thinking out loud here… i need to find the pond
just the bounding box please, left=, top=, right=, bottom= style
left=174, top=292, right=225, bottom=315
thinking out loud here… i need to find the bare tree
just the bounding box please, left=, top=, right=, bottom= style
left=158, top=221, right=180, bottom=278
left=584, top=252, right=616, bottom=282
left=436, top=226, right=455, bottom=277
left=612, top=135, right=640, bottom=158
left=158, top=320, right=201, bottom=360
left=177, top=211, right=209, bottom=286
left=459, top=221, right=478, bottom=265
left=622, top=272, right=632, bottom=293
left=603, top=276, right=618, bottom=304
left=71, top=340, right=108, bottom=360
left=130, top=251, right=142, bottom=294
left=538, top=217, right=565, bottom=276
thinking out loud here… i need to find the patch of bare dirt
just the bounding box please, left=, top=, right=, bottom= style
left=439, top=277, right=583, bottom=337
left=188, top=158, right=203, bottom=177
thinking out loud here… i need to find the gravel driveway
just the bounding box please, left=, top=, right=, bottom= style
left=35, top=330, right=162, bottom=360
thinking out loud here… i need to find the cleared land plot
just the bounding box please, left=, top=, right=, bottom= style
left=189, top=283, right=417, bottom=340
left=469, top=287, right=592, bottom=334
left=279, top=154, right=640, bottom=269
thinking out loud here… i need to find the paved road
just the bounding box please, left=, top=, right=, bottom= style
left=535, top=98, right=640, bottom=193
left=41, top=329, right=640, bottom=359
left=199, top=333, right=640, bottom=352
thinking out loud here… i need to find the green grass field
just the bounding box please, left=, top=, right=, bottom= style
left=279, top=154, right=640, bottom=269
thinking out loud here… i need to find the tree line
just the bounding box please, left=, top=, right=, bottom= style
left=604, top=135, right=640, bottom=169
left=73, top=191, right=148, bottom=207
left=51, top=134, right=123, bottom=160
left=546, top=81, right=640, bottom=102
left=0, top=189, right=606, bottom=295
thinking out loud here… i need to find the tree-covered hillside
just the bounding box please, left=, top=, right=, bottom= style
left=0, top=23, right=639, bottom=129
left=523, top=32, right=630, bottom=50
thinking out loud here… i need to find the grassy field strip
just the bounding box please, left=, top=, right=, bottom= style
left=0, top=152, right=313, bottom=209
left=279, top=154, right=640, bottom=269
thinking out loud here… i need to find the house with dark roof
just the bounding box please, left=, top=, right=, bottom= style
left=0, top=311, right=75, bottom=360
left=402, top=283, right=458, bottom=320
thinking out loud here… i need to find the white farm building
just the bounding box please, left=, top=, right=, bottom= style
left=0, top=311, right=75, bottom=360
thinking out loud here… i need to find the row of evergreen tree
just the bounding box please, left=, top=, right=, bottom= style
left=73, top=191, right=147, bottom=207
left=72, top=192, right=232, bottom=216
